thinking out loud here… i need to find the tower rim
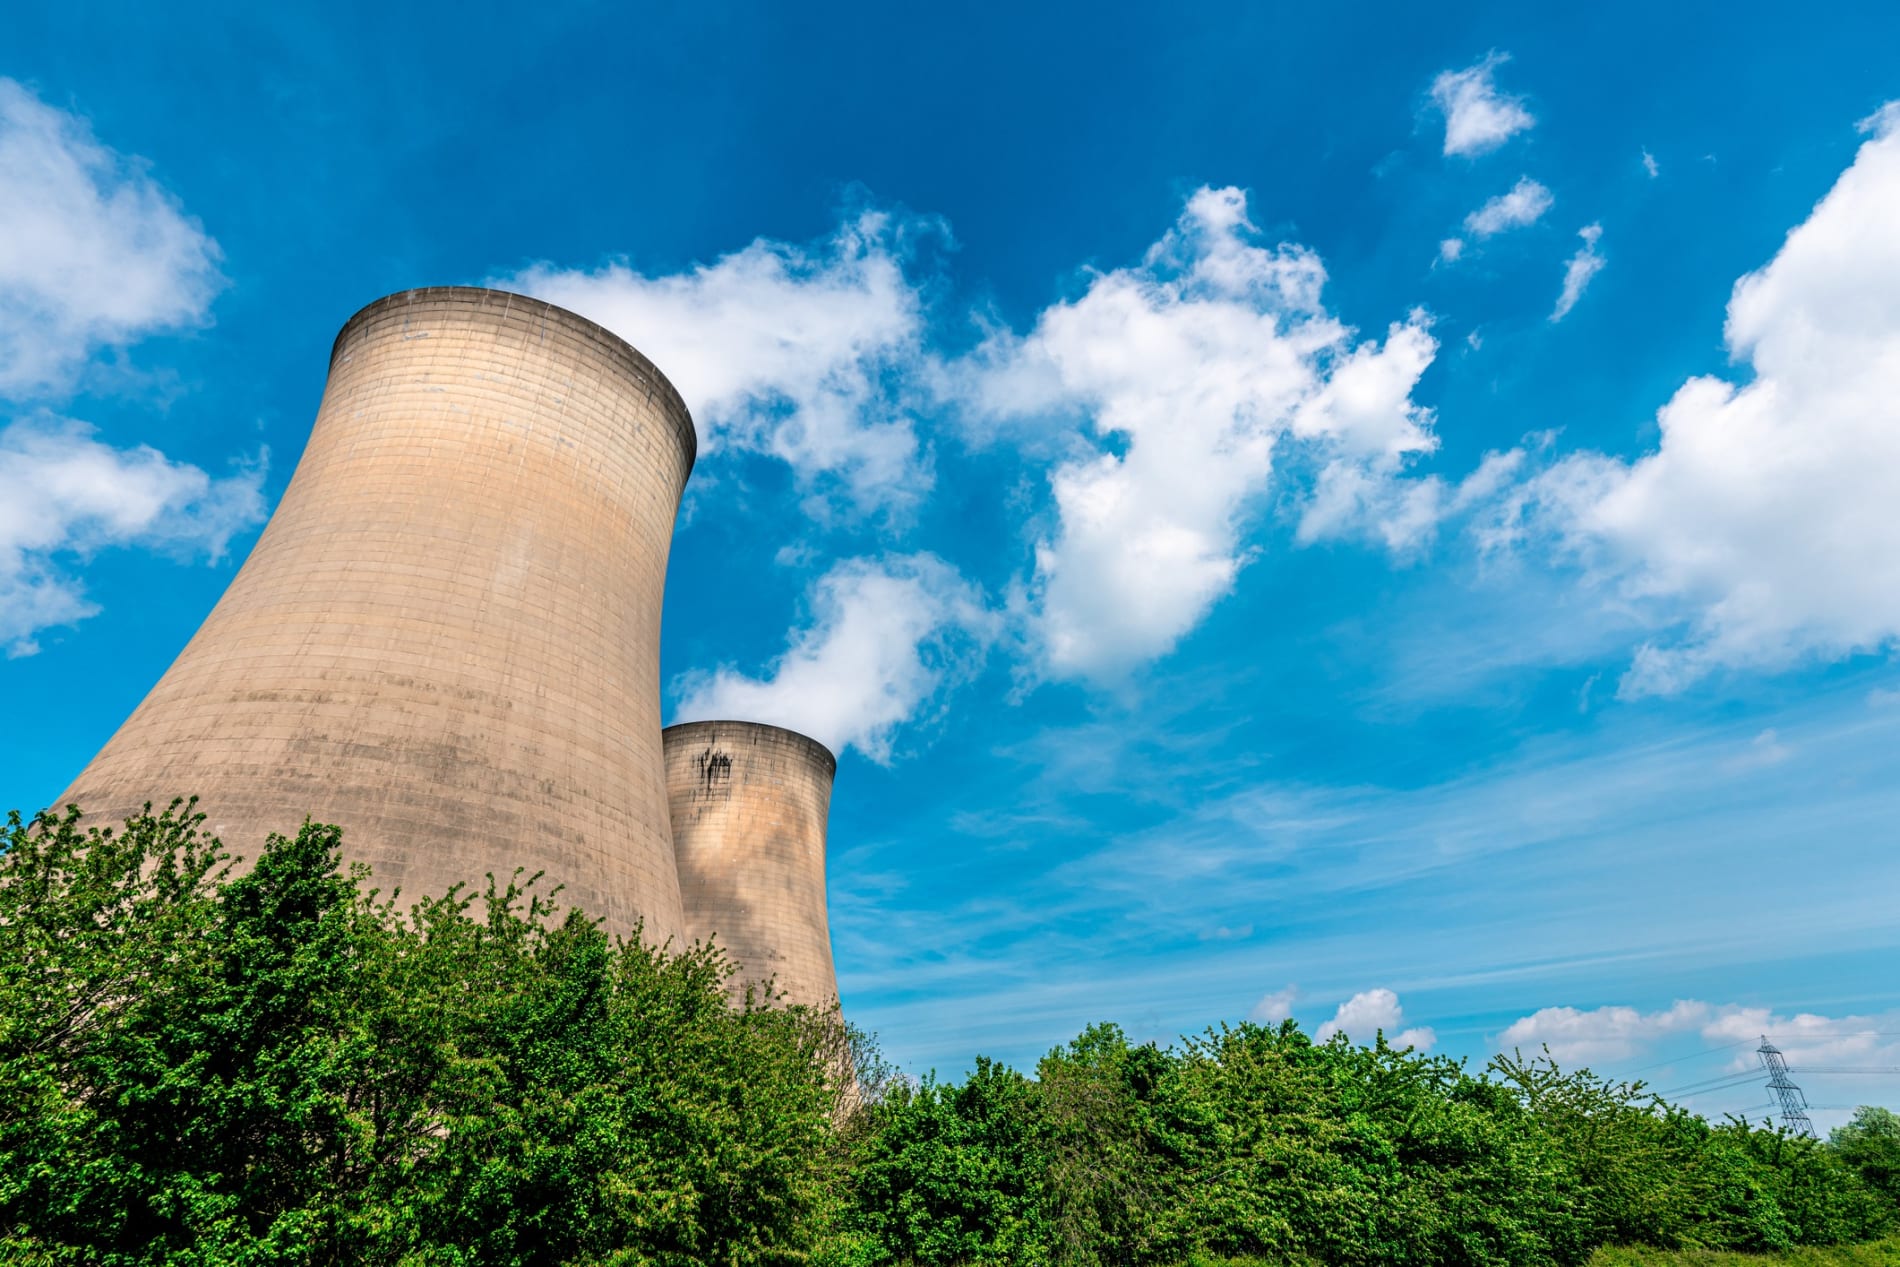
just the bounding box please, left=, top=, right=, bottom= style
left=329, top=285, right=698, bottom=476
left=662, top=718, right=839, bottom=774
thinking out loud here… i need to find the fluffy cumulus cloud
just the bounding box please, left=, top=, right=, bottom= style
left=1315, top=988, right=1436, bottom=1051
left=671, top=553, right=993, bottom=763
left=1498, top=999, right=1710, bottom=1065
left=1463, top=176, right=1554, bottom=238
left=1500, top=998, right=1900, bottom=1082
left=0, top=415, right=263, bottom=656
left=0, top=81, right=261, bottom=654
left=957, top=186, right=1439, bottom=678
left=1551, top=223, right=1605, bottom=321
left=1507, top=105, right=1900, bottom=692
left=1430, top=53, right=1535, bottom=158
left=0, top=78, right=223, bottom=396
left=507, top=211, right=935, bottom=517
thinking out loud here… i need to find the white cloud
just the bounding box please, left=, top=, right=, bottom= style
left=0, top=415, right=264, bottom=656
left=1518, top=106, right=1900, bottom=691
left=1430, top=53, right=1535, bottom=158
left=0, top=79, right=223, bottom=397
left=1250, top=983, right=1298, bottom=1023
left=1723, top=727, right=1792, bottom=772
left=1642, top=149, right=1661, bottom=178
left=0, top=81, right=261, bottom=654
left=1696, top=1005, right=1900, bottom=1074
left=505, top=210, right=935, bottom=517
left=1463, top=177, right=1553, bottom=237
left=1499, top=1000, right=1710, bottom=1064
left=671, top=553, right=993, bottom=763
left=1550, top=222, right=1605, bottom=321
left=1500, top=999, right=1900, bottom=1085
left=1437, top=237, right=1465, bottom=265
left=1301, top=446, right=1523, bottom=557
left=1316, top=987, right=1436, bottom=1051
left=1298, top=458, right=1441, bottom=554
left=956, top=186, right=1438, bottom=678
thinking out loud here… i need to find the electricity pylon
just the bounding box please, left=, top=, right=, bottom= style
left=1757, top=1035, right=1817, bottom=1138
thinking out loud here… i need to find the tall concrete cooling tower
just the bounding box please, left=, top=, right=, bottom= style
left=663, top=721, right=840, bottom=1008
left=60, top=287, right=696, bottom=944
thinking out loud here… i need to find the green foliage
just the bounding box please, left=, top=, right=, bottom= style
left=1, top=802, right=852, bottom=1265
left=833, top=1059, right=1050, bottom=1265
left=1831, top=1107, right=1900, bottom=1207
left=1584, top=1233, right=1900, bottom=1265
left=3, top=802, right=1895, bottom=1266
left=837, top=1026, right=1896, bottom=1266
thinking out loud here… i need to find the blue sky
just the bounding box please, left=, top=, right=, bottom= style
left=5, top=1, right=1900, bottom=1128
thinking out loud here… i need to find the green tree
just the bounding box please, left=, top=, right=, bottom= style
left=1831, top=1106, right=1900, bottom=1207
left=839, top=1058, right=1051, bottom=1264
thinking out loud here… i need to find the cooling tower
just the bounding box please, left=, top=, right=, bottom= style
left=664, top=721, right=841, bottom=1008
left=60, top=287, right=696, bottom=944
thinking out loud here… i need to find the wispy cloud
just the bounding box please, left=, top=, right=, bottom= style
left=1464, top=177, right=1553, bottom=237
left=1429, top=53, right=1535, bottom=158
left=834, top=671, right=1900, bottom=1073
left=1550, top=222, right=1605, bottom=320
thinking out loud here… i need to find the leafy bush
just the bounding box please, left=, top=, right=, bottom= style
left=1831, top=1106, right=1900, bottom=1206
left=1, top=802, right=853, bottom=1265
left=836, top=1026, right=1895, bottom=1265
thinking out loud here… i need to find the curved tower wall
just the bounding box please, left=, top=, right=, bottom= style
left=663, top=720, right=840, bottom=1008
left=60, top=287, right=697, bottom=945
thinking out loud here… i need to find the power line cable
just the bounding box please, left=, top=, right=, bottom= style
left=1659, top=1070, right=1761, bottom=1095
left=1622, top=1037, right=1757, bottom=1077
left=1789, top=1066, right=1900, bottom=1075
left=1617, top=1030, right=1900, bottom=1080
left=1657, top=1070, right=1767, bottom=1098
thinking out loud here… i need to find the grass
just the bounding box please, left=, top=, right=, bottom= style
left=1170, top=1240, right=1900, bottom=1267
left=1585, top=1236, right=1900, bottom=1265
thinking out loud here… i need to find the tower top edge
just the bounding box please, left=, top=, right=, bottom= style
left=329, top=285, right=697, bottom=474
left=662, top=719, right=839, bottom=774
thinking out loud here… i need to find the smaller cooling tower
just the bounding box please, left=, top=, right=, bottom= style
left=663, top=721, right=840, bottom=1008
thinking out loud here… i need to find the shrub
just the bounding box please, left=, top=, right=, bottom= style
left=0, top=802, right=850, bottom=1265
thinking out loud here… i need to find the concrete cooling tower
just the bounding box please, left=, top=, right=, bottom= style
left=60, top=287, right=697, bottom=944
left=663, top=721, right=841, bottom=1009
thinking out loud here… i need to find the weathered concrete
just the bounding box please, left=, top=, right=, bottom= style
left=60, top=287, right=696, bottom=945
left=664, top=721, right=840, bottom=1008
